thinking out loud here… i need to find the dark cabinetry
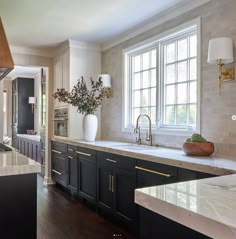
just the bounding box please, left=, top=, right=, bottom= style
left=78, top=147, right=97, bottom=203
left=17, top=136, right=41, bottom=163
left=137, top=161, right=215, bottom=239
left=51, top=141, right=68, bottom=187
left=97, top=152, right=136, bottom=226
left=12, top=78, right=34, bottom=148
left=136, top=159, right=178, bottom=188
left=67, top=144, right=78, bottom=195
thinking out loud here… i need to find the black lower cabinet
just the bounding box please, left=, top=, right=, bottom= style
left=97, top=152, right=136, bottom=228
left=139, top=207, right=211, bottom=239
left=178, top=168, right=214, bottom=182
left=68, top=145, right=78, bottom=195
left=51, top=141, right=68, bottom=187
left=0, top=173, right=37, bottom=239
left=97, top=158, right=114, bottom=211
left=114, top=167, right=136, bottom=226
left=78, top=147, right=97, bottom=203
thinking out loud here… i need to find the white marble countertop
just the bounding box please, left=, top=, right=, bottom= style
left=52, top=137, right=236, bottom=176
left=135, top=175, right=236, bottom=239
left=17, top=134, right=41, bottom=142
left=0, top=150, right=41, bottom=176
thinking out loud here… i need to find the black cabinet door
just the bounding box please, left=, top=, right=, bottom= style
left=52, top=152, right=68, bottom=187
left=78, top=157, right=96, bottom=203
left=68, top=155, right=78, bottom=195
left=97, top=163, right=114, bottom=211
left=114, top=167, right=136, bottom=225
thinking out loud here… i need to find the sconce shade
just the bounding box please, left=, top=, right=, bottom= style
left=208, top=37, right=234, bottom=64
left=28, top=97, right=36, bottom=104
left=100, top=74, right=111, bottom=88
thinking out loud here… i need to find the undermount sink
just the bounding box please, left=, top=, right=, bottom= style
left=112, top=144, right=157, bottom=151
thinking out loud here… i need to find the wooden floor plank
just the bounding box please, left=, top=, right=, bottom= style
left=37, top=176, right=136, bottom=239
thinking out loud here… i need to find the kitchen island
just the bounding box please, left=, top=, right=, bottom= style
left=0, top=149, right=41, bottom=239
left=135, top=175, right=236, bottom=239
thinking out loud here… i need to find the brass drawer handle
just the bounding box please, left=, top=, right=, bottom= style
left=68, top=156, right=74, bottom=159
left=135, top=166, right=171, bottom=177
left=111, top=175, right=115, bottom=193
left=68, top=149, right=74, bottom=152
left=109, top=175, right=112, bottom=192
left=52, top=149, right=62, bottom=154
left=76, top=151, right=92, bottom=157
left=105, top=158, right=117, bottom=163
left=52, top=169, right=62, bottom=175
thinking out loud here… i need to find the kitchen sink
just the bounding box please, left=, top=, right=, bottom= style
left=112, top=144, right=158, bottom=151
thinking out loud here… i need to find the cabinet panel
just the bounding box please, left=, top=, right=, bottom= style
left=97, top=163, right=113, bottom=210
left=114, top=168, right=136, bottom=224
left=78, top=157, right=96, bottom=202
left=68, top=154, right=78, bottom=195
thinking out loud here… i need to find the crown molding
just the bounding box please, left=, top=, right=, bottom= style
left=10, top=45, right=54, bottom=58
left=69, top=40, right=101, bottom=51
left=101, top=0, right=211, bottom=51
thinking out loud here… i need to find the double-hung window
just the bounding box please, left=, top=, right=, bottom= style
left=123, top=20, right=200, bottom=135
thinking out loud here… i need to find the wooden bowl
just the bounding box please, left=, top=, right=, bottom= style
left=183, top=142, right=214, bottom=156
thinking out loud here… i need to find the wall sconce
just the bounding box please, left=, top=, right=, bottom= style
left=28, top=97, right=37, bottom=113
left=208, top=37, right=235, bottom=95
left=100, top=74, right=113, bottom=97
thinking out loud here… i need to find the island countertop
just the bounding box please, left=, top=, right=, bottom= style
left=135, top=174, right=236, bottom=239
left=52, top=137, right=236, bottom=176
left=17, top=134, right=41, bottom=142
left=0, top=150, right=41, bottom=176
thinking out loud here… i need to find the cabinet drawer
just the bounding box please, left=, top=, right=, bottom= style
left=136, top=159, right=178, bottom=177
left=97, top=152, right=136, bottom=171
left=76, top=147, right=96, bottom=160
left=136, top=159, right=178, bottom=188
left=67, top=144, right=77, bottom=157
left=52, top=155, right=67, bottom=174
left=51, top=141, right=67, bottom=154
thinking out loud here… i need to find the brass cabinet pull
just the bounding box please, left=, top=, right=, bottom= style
left=76, top=151, right=92, bottom=157
left=52, top=149, right=62, bottom=154
left=109, top=175, right=112, bottom=191
left=135, top=166, right=171, bottom=178
left=68, top=156, right=73, bottom=159
left=111, top=176, right=115, bottom=193
left=105, top=158, right=117, bottom=163
left=52, top=169, right=62, bottom=175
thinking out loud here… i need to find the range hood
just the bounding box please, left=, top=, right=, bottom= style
left=0, top=17, right=14, bottom=80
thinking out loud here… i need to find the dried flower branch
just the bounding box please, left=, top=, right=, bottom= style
left=53, top=76, right=109, bottom=115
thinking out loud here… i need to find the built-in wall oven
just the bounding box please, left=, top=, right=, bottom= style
left=54, top=108, right=68, bottom=137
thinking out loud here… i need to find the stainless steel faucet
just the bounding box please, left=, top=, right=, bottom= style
left=134, top=114, right=152, bottom=146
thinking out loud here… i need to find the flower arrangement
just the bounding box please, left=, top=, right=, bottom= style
left=53, top=76, right=109, bottom=115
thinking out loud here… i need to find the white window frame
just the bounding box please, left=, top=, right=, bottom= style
left=122, top=18, right=201, bottom=136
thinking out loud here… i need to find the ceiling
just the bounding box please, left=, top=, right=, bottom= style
left=0, top=0, right=185, bottom=48
left=6, top=66, right=41, bottom=79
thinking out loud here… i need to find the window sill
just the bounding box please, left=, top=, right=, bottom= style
left=122, top=127, right=196, bottom=137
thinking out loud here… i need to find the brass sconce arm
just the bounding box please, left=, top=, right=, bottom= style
left=217, top=59, right=235, bottom=95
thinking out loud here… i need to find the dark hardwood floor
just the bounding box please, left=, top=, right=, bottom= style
left=37, top=175, right=136, bottom=239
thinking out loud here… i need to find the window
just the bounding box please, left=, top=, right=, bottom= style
left=123, top=19, right=200, bottom=135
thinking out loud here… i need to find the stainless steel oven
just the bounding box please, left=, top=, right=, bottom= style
left=54, top=108, right=68, bottom=137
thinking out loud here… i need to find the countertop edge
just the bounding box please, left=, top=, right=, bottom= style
left=51, top=137, right=236, bottom=176
left=135, top=185, right=236, bottom=239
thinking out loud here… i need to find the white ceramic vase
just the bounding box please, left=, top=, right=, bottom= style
left=83, top=114, right=98, bottom=142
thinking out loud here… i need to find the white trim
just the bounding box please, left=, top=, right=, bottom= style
left=122, top=18, right=201, bottom=136
left=102, top=0, right=210, bottom=51
left=10, top=45, right=54, bottom=57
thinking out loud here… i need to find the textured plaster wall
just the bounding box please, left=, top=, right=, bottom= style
left=101, top=0, right=236, bottom=157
